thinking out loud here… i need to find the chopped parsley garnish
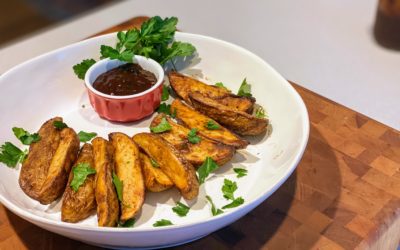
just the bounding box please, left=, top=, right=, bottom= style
left=197, top=157, right=219, bottom=184
left=112, top=172, right=123, bottom=202
left=118, top=218, right=135, bottom=227
left=215, top=82, right=228, bottom=90
left=153, top=219, right=173, bottom=227
left=206, top=195, right=223, bottom=216
left=237, top=78, right=252, bottom=97
left=150, top=158, right=159, bottom=168
left=172, top=202, right=190, bottom=217
left=157, top=103, right=171, bottom=115
left=0, top=142, right=27, bottom=168
left=205, top=120, right=220, bottom=130
left=12, top=127, right=40, bottom=145
left=53, top=121, right=68, bottom=129
left=221, top=179, right=237, bottom=200
left=222, top=197, right=245, bottom=209
left=233, top=168, right=248, bottom=178
left=78, top=131, right=97, bottom=142
left=255, top=106, right=266, bottom=118
left=73, top=16, right=196, bottom=79
left=187, top=128, right=201, bottom=144
left=73, top=59, right=96, bottom=80
left=161, top=85, right=170, bottom=101
left=70, top=163, right=96, bottom=192
left=150, top=117, right=172, bottom=133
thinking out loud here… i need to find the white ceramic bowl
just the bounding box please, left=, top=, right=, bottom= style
left=0, top=32, right=309, bottom=249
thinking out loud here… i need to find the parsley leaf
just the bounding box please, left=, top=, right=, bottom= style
left=150, top=117, right=172, bottom=133
left=221, top=179, right=237, bottom=200
left=172, top=202, right=190, bottom=217
left=112, top=172, right=123, bottom=202
left=118, top=218, right=135, bottom=227
left=215, top=82, right=228, bottom=90
left=53, top=121, right=68, bottom=129
left=70, top=163, right=96, bottom=192
left=197, top=157, right=219, bottom=184
left=237, top=78, right=252, bottom=97
left=205, top=120, right=220, bottom=130
left=153, top=219, right=173, bottom=227
left=150, top=158, right=159, bottom=168
left=73, top=59, right=96, bottom=80
left=255, top=106, right=266, bottom=118
left=156, top=103, right=171, bottom=115
left=187, top=128, right=201, bottom=144
left=159, top=41, right=196, bottom=65
left=0, top=142, right=27, bottom=168
left=206, top=195, right=223, bottom=216
left=12, top=127, right=40, bottom=145
left=161, top=85, right=170, bottom=101
left=78, top=131, right=97, bottom=142
left=233, top=168, right=248, bottom=178
left=222, top=197, right=244, bottom=209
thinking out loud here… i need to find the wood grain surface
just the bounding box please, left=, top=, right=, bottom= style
left=1, top=17, right=400, bottom=250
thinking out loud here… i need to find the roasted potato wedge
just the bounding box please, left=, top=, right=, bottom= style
left=19, top=117, right=62, bottom=200
left=109, top=132, right=144, bottom=222
left=171, top=99, right=248, bottom=149
left=132, top=133, right=199, bottom=200
left=62, top=143, right=96, bottom=223
left=140, top=151, right=173, bottom=192
left=37, top=127, right=80, bottom=204
left=169, top=71, right=255, bottom=113
left=189, top=92, right=268, bottom=136
left=92, top=137, right=119, bottom=227
left=151, top=114, right=235, bottom=166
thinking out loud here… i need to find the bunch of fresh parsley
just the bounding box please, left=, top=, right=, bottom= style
left=73, top=16, right=196, bottom=80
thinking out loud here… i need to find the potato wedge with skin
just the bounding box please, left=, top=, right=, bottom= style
left=37, top=127, right=80, bottom=204
left=19, top=117, right=62, bottom=200
left=140, top=151, right=173, bottom=192
left=171, top=99, right=248, bottom=149
left=151, top=114, right=235, bottom=167
left=62, top=143, right=96, bottom=223
left=92, top=137, right=119, bottom=227
left=109, top=132, right=144, bottom=222
left=189, top=92, right=268, bottom=136
left=168, top=71, right=255, bottom=113
left=133, top=133, right=199, bottom=200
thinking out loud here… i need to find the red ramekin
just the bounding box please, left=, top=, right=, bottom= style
left=84, top=56, right=164, bottom=122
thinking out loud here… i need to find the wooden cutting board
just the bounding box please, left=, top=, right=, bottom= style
left=1, top=17, right=400, bottom=250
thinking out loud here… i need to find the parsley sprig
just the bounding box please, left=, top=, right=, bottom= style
left=206, top=195, right=223, bottom=216
left=153, top=219, right=173, bottom=227
left=197, top=157, right=219, bottom=184
left=112, top=172, right=123, bottom=202
left=172, top=202, right=190, bottom=217
left=237, top=78, right=252, bottom=97
left=12, top=127, right=40, bottom=145
left=70, top=163, right=96, bottom=192
left=187, top=128, right=201, bottom=144
left=150, top=117, right=172, bottom=133
left=78, top=131, right=97, bottom=142
left=233, top=168, right=248, bottom=178
left=0, top=142, right=27, bottom=168
left=221, top=178, right=244, bottom=209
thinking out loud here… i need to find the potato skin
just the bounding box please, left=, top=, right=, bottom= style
left=151, top=114, right=235, bottom=167
left=92, top=137, right=119, bottom=227
left=19, top=117, right=62, bottom=200
left=168, top=71, right=255, bottom=113
left=189, top=92, right=268, bottom=136
left=171, top=99, right=248, bottom=149
left=140, top=151, right=173, bottom=192
left=109, top=132, right=144, bottom=222
left=133, top=133, right=199, bottom=200
left=62, top=144, right=96, bottom=223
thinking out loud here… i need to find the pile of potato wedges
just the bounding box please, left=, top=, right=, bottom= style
left=18, top=72, right=268, bottom=227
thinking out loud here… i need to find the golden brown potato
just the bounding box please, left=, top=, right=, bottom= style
left=109, top=132, right=144, bottom=222
left=151, top=114, right=235, bottom=167
left=140, top=151, right=173, bottom=192
left=62, top=144, right=96, bottom=223
left=168, top=71, right=255, bottom=113
left=92, top=137, right=119, bottom=227
left=132, top=133, right=199, bottom=200
left=171, top=99, right=248, bottom=149
left=189, top=92, right=268, bottom=136
left=37, top=127, right=80, bottom=204
left=19, top=117, right=62, bottom=200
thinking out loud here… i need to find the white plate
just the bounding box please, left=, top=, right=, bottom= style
left=0, top=32, right=309, bottom=249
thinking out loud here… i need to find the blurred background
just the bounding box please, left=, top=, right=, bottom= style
left=0, top=0, right=115, bottom=46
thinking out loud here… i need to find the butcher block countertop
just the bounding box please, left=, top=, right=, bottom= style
left=1, top=17, right=400, bottom=250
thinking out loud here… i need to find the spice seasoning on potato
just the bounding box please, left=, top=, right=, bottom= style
left=140, top=151, right=173, bottom=192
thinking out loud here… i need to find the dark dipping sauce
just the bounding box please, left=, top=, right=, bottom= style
left=93, top=63, right=157, bottom=96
